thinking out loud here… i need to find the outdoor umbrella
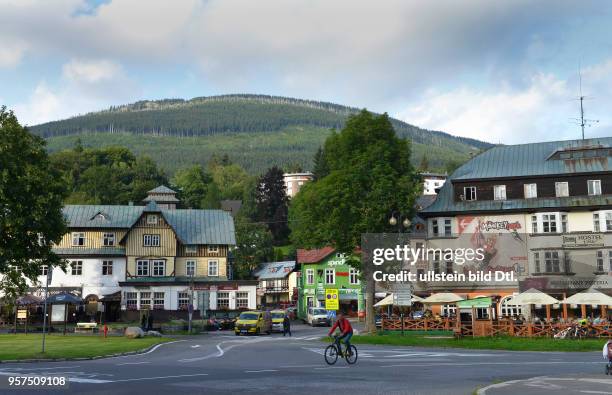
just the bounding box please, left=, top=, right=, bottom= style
left=422, top=292, right=464, bottom=304
left=45, top=293, right=83, bottom=334
left=374, top=294, right=394, bottom=307
left=14, top=295, right=43, bottom=334
left=511, top=288, right=559, bottom=322
left=561, top=289, right=612, bottom=306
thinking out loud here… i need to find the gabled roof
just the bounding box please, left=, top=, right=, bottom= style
left=62, top=205, right=236, bottom=245
left=147, top=185, right=177, bottom=194
left=452, top=137, right=612, bottom=180
left=297, top=247, right=336, bottom=264
left=254, top=261, right=296, bottom=279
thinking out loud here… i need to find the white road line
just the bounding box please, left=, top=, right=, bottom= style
left=314, top=366, right=348, bottom=370
left=112, top=373, right=209, bottom=383
left=383, top=361, right=601, bottom=368
left=69, top=378, right=113, bottom=384
left=580, top=391, right=612, bottom=394
left=191, top=345, right=200, bottom=348
left=245, top=370, right=279, bottom=373
left=116, top=362, right=150, bottom=366
left=0, top=366, right=80, bottom=371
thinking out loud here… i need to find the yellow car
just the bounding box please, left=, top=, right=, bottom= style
left=234, top=311, right=271, bottom=336
left=271, top=310, right=286, bottom=332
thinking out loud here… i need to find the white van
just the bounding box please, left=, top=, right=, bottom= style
left=307, top=307, right=330, bottom=327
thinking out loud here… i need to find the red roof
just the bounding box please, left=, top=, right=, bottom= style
left=297, top=247, right=336, bottom=264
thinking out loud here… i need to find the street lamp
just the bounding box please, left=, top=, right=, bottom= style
left=188, top=272, right=194, bottom=334
left=389, top=212, right=411, bottom=232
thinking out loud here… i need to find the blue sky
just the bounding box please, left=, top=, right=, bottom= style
left=1, top=0, right=612, bottom=144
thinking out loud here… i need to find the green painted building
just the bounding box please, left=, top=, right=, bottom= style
left=296, top=247, right=365, bottom=320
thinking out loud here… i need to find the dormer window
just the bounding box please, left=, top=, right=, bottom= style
left=185, top=245, right=197, bottom=254
left=103, top=233, right=115, bottom=246
left=147, top=214, right=158, bottom=225
left=207, top=245, right=219, bottom=254
left=524, top=183, right=537, bottom=199
left=72, top=232, right=85, bottom=246
left=555, top=182, right=569, bottom=197
left=493, top=185, right=506, bottom=201
left=588, top=180, right=602, bottom=196
left=464, top=186, right=477, bottom=201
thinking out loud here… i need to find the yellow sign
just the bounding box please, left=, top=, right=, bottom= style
left=17, top=309, right=27, bottom=319
left=325, top=289, right=339, bottom=310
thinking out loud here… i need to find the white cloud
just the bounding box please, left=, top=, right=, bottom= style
left=0, top=41, right=27, bottom=68
left=62, top=59, right=122, bottom=83
left=399, top=64, right=612, bottom=144
left=14, top=83, right=61, bottom=126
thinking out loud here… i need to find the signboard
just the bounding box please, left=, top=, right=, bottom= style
left=193, top=284, right=236, bottom=291
left=562, top=233, right=605, bottom=249
left=456, top=297, right=492, bottom=308
left=393, top=289, right=412, bottom=306
left=325, top=289, right=339, bottom=310
left=17, top=309, right=27, bottom=319
left=51, top=304, right=65, bottom=322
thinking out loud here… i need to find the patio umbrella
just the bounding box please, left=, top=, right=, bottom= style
left=45, top=293, right=83, bottom=334
left=16, top=294, right=43, bottom=306
left=374, top=294, right=394, bottom=307
left=512, top=288, right=559, bottom=305
left=561, top=289, right=612, bottom=306
left=422, top=292, right=464, bottom=304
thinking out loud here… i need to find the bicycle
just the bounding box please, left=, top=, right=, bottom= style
left=324, top=335, right=358, bottom=365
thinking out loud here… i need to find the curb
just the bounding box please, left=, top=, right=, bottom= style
left=0, top=339, right=184, bottom=364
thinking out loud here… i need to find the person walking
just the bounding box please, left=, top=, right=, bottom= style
left=283, top=314, right=291, bottom=337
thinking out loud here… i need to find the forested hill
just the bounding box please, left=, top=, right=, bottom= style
left=32, top=94, right=493, bottom=174
left=32, top=94, right=490, bottom=149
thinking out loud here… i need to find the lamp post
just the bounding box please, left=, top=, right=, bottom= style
left=389, top=212, right=411, bottom=232
left=188, top=272, right=194, bottom=334
left=41, top=265, right=52, bottom=353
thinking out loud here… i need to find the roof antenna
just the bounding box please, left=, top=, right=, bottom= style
left=571, top=64, right=599, bottom=140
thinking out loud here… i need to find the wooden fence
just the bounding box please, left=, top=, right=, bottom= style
left=381, top=318, right=612, bottom=338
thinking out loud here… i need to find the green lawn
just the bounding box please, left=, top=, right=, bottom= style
left=351, top=332, right=605, bottom=352
left=0, top=334, right=171, bottom=361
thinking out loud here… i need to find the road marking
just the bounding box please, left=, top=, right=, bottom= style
left=112, top=373, right=209, bottom=382
left=70, top=377, right=113, bottom=384
left=116, top=362, right=150, bottom=366
left=0, top=366, right=80, bottom=371
left=580, top=391, right=612, bottom=394
left=383, top=361, right=602, bottom=368
left=191, top=345, right=200, bottom=348
left=314, top=366, right=348, bottom=370
left=245, top=370, right=279, bottom=373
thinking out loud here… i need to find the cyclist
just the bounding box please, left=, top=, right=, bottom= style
left=328, top=313, right=353, bottom=356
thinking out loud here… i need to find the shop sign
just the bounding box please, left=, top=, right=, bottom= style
left=562, top=234, right=605, bottom=249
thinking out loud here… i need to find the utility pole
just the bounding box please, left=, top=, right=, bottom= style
left=41, top=265, right=52, bottom=353
left=188, top=273, right=194, bottom=334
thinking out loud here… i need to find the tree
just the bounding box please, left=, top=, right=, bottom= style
left=289, top=110, right=421, bottom=332
left=0, top=107, right=67, bottom=299
left=256, top=166, right=290, bottom=245
left=419, top=154, right=429, bottom=171
left=232, top=216, right=274, bottom=279
left=312, top=146, right=329, bottom=180
left=208, top=162, right=251, bottom=200
left=201, top=181, right=222, bottom=209
left=172, top=165, right=213, bottom=208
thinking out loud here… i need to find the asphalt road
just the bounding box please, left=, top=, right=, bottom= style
left=0, top=322, right=609, bottom=395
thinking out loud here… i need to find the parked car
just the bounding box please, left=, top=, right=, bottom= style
left=411, top=311, right=425, bottom=319
left=307, top=307, right=330, bottom=327
left=270, top=310, right=286, bottom=332
left=234, top=311, right=271, bottom=336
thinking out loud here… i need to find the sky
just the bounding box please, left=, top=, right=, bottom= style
left=1, top=0, right=612, bottom=144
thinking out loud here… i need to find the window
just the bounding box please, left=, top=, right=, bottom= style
left=217, top=292, right=230, bottom=309
left=593, top=211, right=612, bottom=232
left=588, top=180, right=602, bottom=196
left=185, top=245, right=197, bottom=254
left=445, top=261, right=454, bottom=274
left=40, top=265, right=48, bottom=276
left=531, top=215, right=538, bottom=234
left=594, top=213, right=600, bottom=232
left=544, top=251, right=561, bottom=273
left=494, top=185, right=506, bottom=201
left=432, top=251, right=441, bottom=274
left=555, top=182, right=569, bottom=197
left=533, top=252, right=540, bottom=273
left=102, top=260, right=113, bottom=275
left=103, top=233, right=115, bottom=246
left=561, top=214, right=568, bottom=233
left=152, top=260, right=165, bottom=276
left=208, top=260, right=218, bottom=276
left=441, top=304, right=456, bottom=317
left=596, top=251, right=604, bottom=272
left=431, top=219, right=439, bottom=236
left=72, top=232, right=85, bottom=246
left=416, top=268, right=425, bottom=278
left=306, top=269, right=314, bottom=285
left=607, top=212, right=612, bottom=231
left=143, top=234, right=160, bottom=246
left=324, top=268, right=335, bottom=284
left=524, top=183, right=537, bottom=199
left=349, top=268, right=359, bottom=285
left=70, top=260, right=82, bottom=275
left=147, top=214, right=158, bottom=224
left=207, top=245, right=219, bottom=254
left=464, top=186, right=477, bottom=201
left=186, top=260, right=196, bottom=276
left=542, top=214, right=557, bottom=233
left=153, top=292, right=165, bottom=309
left=499, top=295, right=523, bottom=317
left=236, top=292, right=249, bottom=309
left=140, top=292, right=151, bottom=309
left=609, top=251, right=612, bottom=272
left=126, top=292, right=137, bottom=310
left=444, top=219, right=452, bottom=236
left=178, top=292, right=189, bottom=309
left=136, top=260, right=149, bottom=276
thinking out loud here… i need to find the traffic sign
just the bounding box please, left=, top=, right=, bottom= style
left=325, top=289, right=339, bottom=310
left=393, top=289, right=412, bottom=306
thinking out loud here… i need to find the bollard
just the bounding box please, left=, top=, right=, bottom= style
left=104, top=324, right=108, bottom=338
